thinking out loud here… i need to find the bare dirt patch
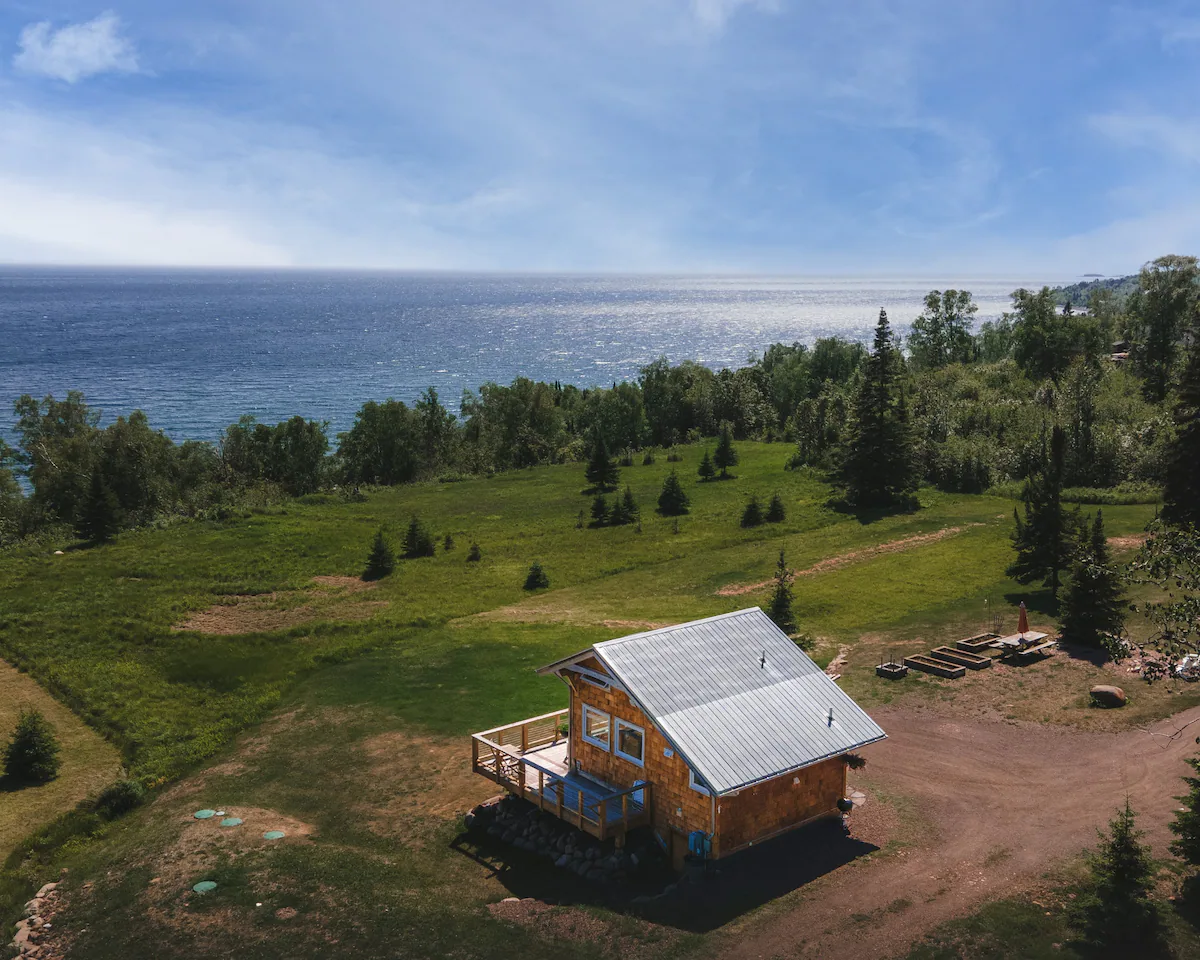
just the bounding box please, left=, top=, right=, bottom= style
left=1108, top=534, right=1148, bottom=551
left=602, top=619, right=671, bottom=632
left=489, top=898, right=682, bottom=959
left=717, top=526, right=979, bottom=596
left=173, top=581, right=386, bottom=635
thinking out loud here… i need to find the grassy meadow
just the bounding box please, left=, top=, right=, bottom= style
left=0, top=441, right=1191, bottom=958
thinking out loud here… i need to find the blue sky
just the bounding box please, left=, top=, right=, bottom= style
left=1, top=1, right=1198, bottom=273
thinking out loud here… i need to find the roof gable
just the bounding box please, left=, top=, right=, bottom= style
left=587, top=608, right=886, bottom=795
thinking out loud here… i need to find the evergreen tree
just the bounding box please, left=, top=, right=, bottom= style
left=741, top=495, right=764, bottom=528
left=523, top=561, right=550, bottom=590
left=618, top=485, right=639, bottom=523
left=1163, top=343, right=1200, bottom=528
left=467, top=543, right=482, bottom=562
left=656, top=470, right=690, bottom=516
left=402, top=515, right=436, bottom=558
left=697, top=449, right=715, bottom=482
left=1170, top=755, right=1200, bottom=868
left=1060, top=510, right=1125, bottom=647
left=1069, top=800, right=1163, bottom=956
left=836, top=310, right=919, bottom=508
left=590, top=494, right=610, bottom=525
left=76, top=470, right=122, bottom=543
left=766, top=550, right=796, bottom=634
left=2, top=708, right=61, bottom=784
left=1008, top=425, right=1076, bottom=599
left=608, top=495, right=630, bottom=526
left=364, top=526, right=395, bottom=580
left=713, top=423, right=738, bottom=479
left=765, top=492, right=786, bottom=523
left=443, top=532, right=455, bottom=551
left=584, top=432, right=620, bottom=491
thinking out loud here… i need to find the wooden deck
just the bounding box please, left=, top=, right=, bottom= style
left=471, top=710, right=651, bottom=842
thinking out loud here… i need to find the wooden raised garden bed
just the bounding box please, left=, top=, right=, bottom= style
left=876, top=661, right=908, bottom=680
left=956, top=633, right=1000, bottom=654
left=929, top=646, right=993, bottom=670
left=902, top=654, right=966, bottom=679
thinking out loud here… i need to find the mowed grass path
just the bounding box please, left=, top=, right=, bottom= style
left=0, top=661, right=122, bottom=859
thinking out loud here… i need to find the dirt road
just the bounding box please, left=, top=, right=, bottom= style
left=719, top=703, right=1200, bottom=960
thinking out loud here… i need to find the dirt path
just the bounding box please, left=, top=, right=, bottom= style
left=719, top=703, right=1200, bottom=960
left=717, top=527, right=978, bottom=596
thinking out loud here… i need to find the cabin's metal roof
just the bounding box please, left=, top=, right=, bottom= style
left=588, top=608, right=886, bottom=796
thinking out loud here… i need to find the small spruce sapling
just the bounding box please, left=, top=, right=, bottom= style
left=403, top=515, right=436, bottom=558
left=741, top=495, right=764, bottom=528
left=524, top=561, right=550, bottom=591
left=364, top=527, right=396, bottom=580
left=657, top=470, right=690, bottom=516
left=766, top=549, right=796, bottom=635
left=590, top=495, right=610, bottom=526
left=642, top=449, right=656, bottom=466
left=713, top=423, right=739, bottom=479
left=698, top=450, right=715, bottom=482
left=765, top=492, right=786, bottom=523
left=443, top=532, right=455, bottom=551
left=467, top=543, right=482, bottom=562
left=621, top=485, right=638, bottom=520
left=2, top=708, right=61, bottom=784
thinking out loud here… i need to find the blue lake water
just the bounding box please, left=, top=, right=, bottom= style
left=0, top=268, right=1066, bottom=445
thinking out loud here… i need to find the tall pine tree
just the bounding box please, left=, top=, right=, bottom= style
left=76, top=471, right=122, bottom=543
left=1008, top=425, right=1076, bottom=599
left=1170, top=754, right=1200, bottom=868
left=837, top=310, right=919, bottom=508
left=1060, top=510, right=1125, bottom=647
left=1163, top=343, right=1200, bottom=528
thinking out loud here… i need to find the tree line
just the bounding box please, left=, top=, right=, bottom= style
left=2, top=253, right=1197, bottom=545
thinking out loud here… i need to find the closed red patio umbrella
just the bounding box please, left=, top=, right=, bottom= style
left=1018, top=601, right=1029, bottom=639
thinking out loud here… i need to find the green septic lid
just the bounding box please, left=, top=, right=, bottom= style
left=192, top=881, right=218, bottom=894
left=220, top=817, right=243, bottom=827
left=263, top=830, right=285, bottom=840
left=193, top=809, right=216, bottom=820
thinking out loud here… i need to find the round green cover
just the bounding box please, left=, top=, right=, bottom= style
left=192, top=881, right=218, bottom=894
left=263, top=830, right=285, bottom=840
left=193, top=809, right=216, bottom=820
left=220, top=817, right=243, bottom=827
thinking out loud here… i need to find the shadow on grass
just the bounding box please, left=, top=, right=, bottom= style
left=452, top=817, right=877, bottom=933
left=827, top=499, right=922, bottom=526
left=1002, top=588, right=1059, bottom=619
left=1057, top=641, right=1112, bottom=668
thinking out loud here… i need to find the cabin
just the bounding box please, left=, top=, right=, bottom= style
left=470, top=608, right=886, bottom=869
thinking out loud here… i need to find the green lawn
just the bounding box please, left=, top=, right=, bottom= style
left=0, top=441, right=1183, bottom=958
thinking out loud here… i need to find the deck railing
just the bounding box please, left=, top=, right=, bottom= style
left=471, top=708, right=652, bottom=841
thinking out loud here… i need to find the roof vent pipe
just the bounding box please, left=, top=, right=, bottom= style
left=828, top=707, right=835, bottom=726
left=760, top=652, right=766, bottom=669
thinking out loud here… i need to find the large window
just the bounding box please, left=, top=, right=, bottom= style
left=582, top=705, right=610, bottom=749
left=614, top=718, right=645, bottom=766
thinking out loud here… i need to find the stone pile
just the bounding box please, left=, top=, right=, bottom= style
left=465, top=794, right=659, bottom=886
left=9, top=881, right=61, bottom=958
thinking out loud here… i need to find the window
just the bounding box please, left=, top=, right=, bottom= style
left=614, top=718, right=645, bottom=766
left=582, top=705, right=610, bottom=749
left=689, top=768, right=710, bottom=796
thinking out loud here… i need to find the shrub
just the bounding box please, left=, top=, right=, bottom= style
left=741, top=496, right=764, bottom=528
left=765, top=492, right=786, bottom=523
left=467, top=543, right=482, bottom=562
left=94, top=779, right=146, bottom=819
left=666, top=448, right=683, bottom=463
left=364, top=527, right=395, bottom=580
left=2, top=708, right=61, bottom=784
left=443, top=533, right=455, bottom=551
left=642, top=449, right=656, bottom=466
left=402, top=515, right=436, bottom=558
left=619, top=449, right=635, bottom=468
left=657, top=470, right=690, bottom=516
left=524, top=561, right=550, bottom=590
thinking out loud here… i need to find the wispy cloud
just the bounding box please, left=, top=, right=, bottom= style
left=1090, top=112, right=1200, bottom=163
left=690, top=0, right=778, bottom=32
left=13, top=11, right=138, bottom=83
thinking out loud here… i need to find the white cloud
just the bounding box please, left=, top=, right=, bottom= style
left=14, top=12, right=139, bottom=83
left=1090, top=112, right=1200, bottom=164
left=690, top=0, right=777, bottom=32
